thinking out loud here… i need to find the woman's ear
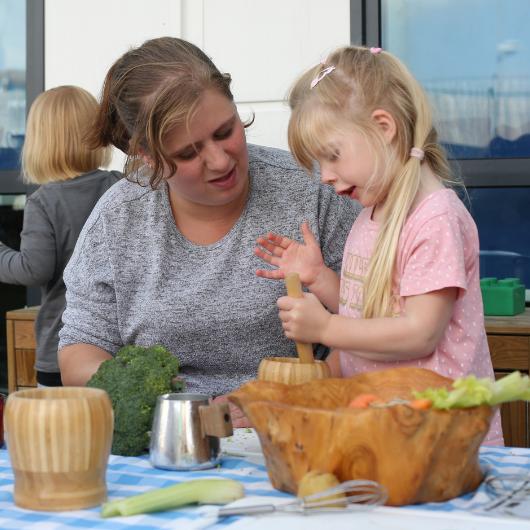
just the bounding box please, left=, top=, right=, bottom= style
left=371, top=109, right=396, bottom=144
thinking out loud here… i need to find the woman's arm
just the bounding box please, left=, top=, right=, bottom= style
left=279, top=287, right=457, bottom=361
left=59, top=343, right=112, bottom=386
left=212, top=394, right=252, bottom=428
left=59, top=211, right=123, bottom=377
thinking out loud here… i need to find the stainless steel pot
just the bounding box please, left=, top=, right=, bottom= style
left=149, top=393, right=233, bottom=470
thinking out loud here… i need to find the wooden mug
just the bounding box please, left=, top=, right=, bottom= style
left=4, top=387, right=114, bottom=511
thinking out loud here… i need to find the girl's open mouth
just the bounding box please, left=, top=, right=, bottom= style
left=338, top=186, right=356, bottom=198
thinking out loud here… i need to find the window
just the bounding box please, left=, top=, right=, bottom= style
left=0, top=0, right=43, bottom=393
left=0, top=0, right=43, bottom=193
left=351, top=0, right=530, bottom=300
left=0, top=1, right=26, bottom=171
left=351, top=0, right=530, bottom=186
left=381, top=0, right=530, bottom=164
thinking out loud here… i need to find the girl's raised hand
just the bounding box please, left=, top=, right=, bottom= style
left=254, top=222, right=324, bottom=286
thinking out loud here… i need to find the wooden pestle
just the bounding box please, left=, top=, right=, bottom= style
left=284, top=272, right=314, bottom=364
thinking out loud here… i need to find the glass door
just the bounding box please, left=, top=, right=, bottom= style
left=0, top=0, right=26, bottom=172
left=0, top=0, right=43, bottom=391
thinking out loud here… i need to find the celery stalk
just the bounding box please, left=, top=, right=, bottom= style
left=101, top=478, right=244, bottom=518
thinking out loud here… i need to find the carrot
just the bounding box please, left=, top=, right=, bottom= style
left=348, top=394, right=380, bottom=409
left=408, top=398, right=432, bottom=410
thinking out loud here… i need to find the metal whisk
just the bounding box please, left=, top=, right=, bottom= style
left=217, top=479, right=387, bottom=517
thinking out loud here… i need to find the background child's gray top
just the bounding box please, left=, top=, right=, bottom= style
left=0, top=169, right=120, bottom=373
left=59, top=144, right=360, bottom=395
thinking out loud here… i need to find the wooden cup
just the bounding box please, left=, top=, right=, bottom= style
left=258, top=356, right=331, bottom=384
left=4, top=387, right=114, bottom=511
left=258, top=272, right=331, bottom=385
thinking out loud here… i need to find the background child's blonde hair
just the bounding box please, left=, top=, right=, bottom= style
left=288, top=46, right=455, bottom=318
left=22, top=85, right=111, bottom=184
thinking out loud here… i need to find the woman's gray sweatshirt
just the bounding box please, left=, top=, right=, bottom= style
left=59, top=145, right=360, bottom=395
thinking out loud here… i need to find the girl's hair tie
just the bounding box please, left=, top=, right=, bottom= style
left=370, top=47, right=383, bottom=55
left=310, top=65, right=336, bottom=89
left=410, top=147, right=425, bottom=161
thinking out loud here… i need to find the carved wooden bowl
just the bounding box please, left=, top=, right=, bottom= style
left=229, top=367, right=493, bottom=506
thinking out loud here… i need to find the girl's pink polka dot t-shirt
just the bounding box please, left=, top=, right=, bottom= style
left=339, top=188, right=503, bottom=446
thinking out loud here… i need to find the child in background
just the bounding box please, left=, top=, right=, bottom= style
left=0, top=86, right=121, bottom=387
left=255, top=46, right=503, bottom=445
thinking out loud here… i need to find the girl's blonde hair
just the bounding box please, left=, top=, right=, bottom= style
left=22, top=85, right=111, bottom=184
left=288, top=46, right=455, bottom=318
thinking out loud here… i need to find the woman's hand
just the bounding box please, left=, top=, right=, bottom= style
left=277, top=291, right=332, bottom=345
left=212, top=395, right=252, bottom=428
left=255, top=221, right=325, bottom=287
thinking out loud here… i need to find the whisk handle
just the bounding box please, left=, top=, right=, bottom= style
left=218, top=504, right=277, bottom=517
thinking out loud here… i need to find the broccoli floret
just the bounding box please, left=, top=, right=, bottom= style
left=87, top=344, right=184, bottom=456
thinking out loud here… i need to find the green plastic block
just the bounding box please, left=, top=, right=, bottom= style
left=480, top=277, right=526, bottom=316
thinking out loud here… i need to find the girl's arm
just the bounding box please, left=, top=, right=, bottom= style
left=325, top=349, right=343, bottom=376
left=279, top=287, right=457, bottom=360
left=255, top=221, right=340, bottom=311
left=0, top=195, right=56, bottom=286
left=306, top=263, right=340, bottom=312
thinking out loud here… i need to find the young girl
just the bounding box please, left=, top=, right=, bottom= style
left=255, top=46, right=503, bottom=445
left=0, top=86, right=120, bottom=387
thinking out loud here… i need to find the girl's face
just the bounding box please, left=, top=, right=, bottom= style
left=317, top=128, right=380, bottom=207
left=162, top=89, right=249, bottom=208
left=317, top=110, right=395, bottom=208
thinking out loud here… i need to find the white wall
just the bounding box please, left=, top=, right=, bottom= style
left=45, top=0, right=182, bottom=95
left=44, top=0, right=350, bottom=168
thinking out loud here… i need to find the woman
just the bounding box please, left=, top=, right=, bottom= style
left=0, top=86, right=120, bottom=386
left=58, top=37, right=358, bottom=417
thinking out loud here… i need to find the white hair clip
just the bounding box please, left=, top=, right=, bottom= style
left=310, top=65, right=336, bottom=89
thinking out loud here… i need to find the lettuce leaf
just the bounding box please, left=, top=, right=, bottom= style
left=489, top=371, right=530, bottom=406
left=413, top=371, right=530, bottom=409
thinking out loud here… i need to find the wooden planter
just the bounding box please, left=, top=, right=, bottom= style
left=229, top=367, right=493, bottom=506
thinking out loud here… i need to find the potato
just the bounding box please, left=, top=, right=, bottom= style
left=297, top=470, right=346, bottom=508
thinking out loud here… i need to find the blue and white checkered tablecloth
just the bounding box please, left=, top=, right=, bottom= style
left=0, top=439, right=529, bottom=530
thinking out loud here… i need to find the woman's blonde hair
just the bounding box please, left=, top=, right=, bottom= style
left=22, top=85, right=111, bottom=184
left=288, top=46, right=456, bottom=318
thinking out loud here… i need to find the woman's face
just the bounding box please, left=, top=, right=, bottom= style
left=162, top=89, right=249, bottom=208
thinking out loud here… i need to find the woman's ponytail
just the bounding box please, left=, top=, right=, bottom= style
left=87, top=63, right=131, bottom=153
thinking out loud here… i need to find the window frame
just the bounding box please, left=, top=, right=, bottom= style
left=350, top=0, right=530, bottom=187
left=1, top=0, right=44, bottom=193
